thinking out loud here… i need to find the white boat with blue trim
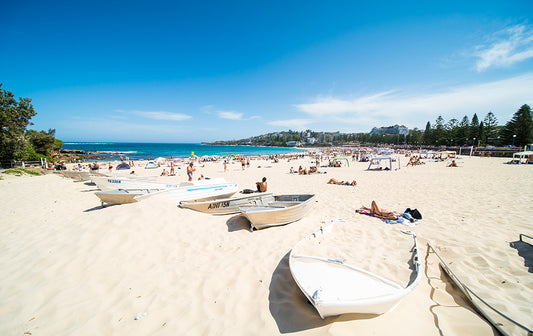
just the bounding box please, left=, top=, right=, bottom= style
left=94, top=178, right=238, bottom=205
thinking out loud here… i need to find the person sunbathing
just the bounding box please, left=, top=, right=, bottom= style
left=357, top=200, right=399, bottom=220
left=447, top=160, right=458, bottom=167
left=327, top=178, right=356, bottom=186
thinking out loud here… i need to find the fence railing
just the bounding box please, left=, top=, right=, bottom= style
left=0, top=158, right=47, bottom=169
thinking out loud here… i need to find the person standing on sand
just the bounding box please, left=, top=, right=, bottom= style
left=170, top=161, right=175, bottom=175
left=187, top=163, right=195, bottom=181
left=224, top=160, right=227, bottom=172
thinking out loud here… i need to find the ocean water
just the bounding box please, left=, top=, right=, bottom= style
left=61, top=142, right=305, bottom=161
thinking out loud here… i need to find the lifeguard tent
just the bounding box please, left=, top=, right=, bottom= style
left=367, top=155, right=401, bottom=171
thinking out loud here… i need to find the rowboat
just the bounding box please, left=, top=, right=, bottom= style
left=94, top=189, right=162, bottom=205
left=152, top=180, right=238, bottom=202
left=91, top=175, right=222, bottom=191
left=238, top=194, right=316, bottom=230
left=179, top=193, right=274, bottom=215
left=94, top=179, right=238, bottom=205
left=289, top=223, right=421, bottom=318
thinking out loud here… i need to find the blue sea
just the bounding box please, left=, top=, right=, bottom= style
left=61, top=142, right=306, bottom=161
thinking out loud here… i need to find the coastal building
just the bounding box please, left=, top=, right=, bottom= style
left=370, top=125, right=409, bottom=135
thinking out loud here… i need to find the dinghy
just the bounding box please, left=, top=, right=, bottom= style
left=238, top=194, right=316, bottom=230
left=92, top=175, right=223, bottom=191
left=94, top=179, right=238, bottom=205
left=289, top=223, right=421, bottom=318
left=179, top=193, right=274, bottom=215
left=95, top=189, right=161, bottom=205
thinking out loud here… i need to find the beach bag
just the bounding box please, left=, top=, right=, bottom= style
left=405, top=208, right=422, bottom=220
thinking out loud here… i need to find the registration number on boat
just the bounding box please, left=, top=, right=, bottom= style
left=208, top=201, right=230, bottom=209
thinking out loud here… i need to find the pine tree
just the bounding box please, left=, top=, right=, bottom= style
left=483, top=111, right=498, bottom=145
left=502, top=104, right=533, bottom=147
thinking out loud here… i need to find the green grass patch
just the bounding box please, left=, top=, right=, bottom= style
left=1, top=168, right=42, bottom=176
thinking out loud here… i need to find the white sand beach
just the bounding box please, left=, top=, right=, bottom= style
left=1, top=155, right=532, bottom=335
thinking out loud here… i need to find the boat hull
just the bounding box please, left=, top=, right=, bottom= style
left=239, top=194, right=316, bottom=230
left=95, top=190, right=148, bottom=205
left=93, top=178, right=238, bottom=205
left=179, top=193, right=274, bottom=215
left=289, top=224, right=421, bottom=318
left=138, top=182, right=238, bottom=203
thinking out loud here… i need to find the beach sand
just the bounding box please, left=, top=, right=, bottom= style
left=1, top=155, right=532, bottom=335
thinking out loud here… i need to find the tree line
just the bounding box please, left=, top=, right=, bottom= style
left=420, top=105, right=532, bottom=148
left=0, top=84, right=63, bottom=161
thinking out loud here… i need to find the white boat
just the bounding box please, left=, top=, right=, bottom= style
left=91, top=175, right=222, bottom=191
left=179, top=193, right=274, bottom=215
left=94, top=189, right=162, bottom=205
left=238, top=194, right=316, bottom=230
left=94, top=179, right=238, bottom=205
left=151, top=180, right=238, bottom=203
left=289, top=224, right=421, bottom=318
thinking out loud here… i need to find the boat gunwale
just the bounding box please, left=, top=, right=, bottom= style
left=289, top=222, right=421, bottom=318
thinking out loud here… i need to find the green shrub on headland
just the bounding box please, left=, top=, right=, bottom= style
left=1, top=168, right=42, bottom=176
left=1, top=84, right=63, bottom=161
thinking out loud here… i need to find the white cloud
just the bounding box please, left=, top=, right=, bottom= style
left=475, top=24, right=533, bottom=72
left=114, top=110, right=192, bottom=121
left=267, top=119, right=312, bottom=130
left=133, top=111, right=192, bottom=121
left=295, top=91, right=395, bottom=117
left=218, top=111, right=244, bottom=120
left=294, top=73, right=533, bottom=128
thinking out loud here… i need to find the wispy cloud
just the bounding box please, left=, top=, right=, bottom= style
left=295, top=91, right=395, bottom=117
left=115, top=110, right=192, bottom=121
left=294, top=73, right=533, bottom=128
left=218, top=111, right=244, bottom=120
left=267, top=119, right=312, bottom=130
left=134, top=111, right=192, bottom=121
left=216, top=110, right=261, bottom=120
left=475, top=24, right=533, bottom=72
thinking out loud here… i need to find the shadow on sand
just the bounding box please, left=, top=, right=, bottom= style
left=268, top=252, right=376, bottom=334
left=509, top=237, right=533, bottom=273
left=226, top=215, right=251, bottom=232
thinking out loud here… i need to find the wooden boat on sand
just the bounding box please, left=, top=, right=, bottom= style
left=238, top=194, right=316, bottom=230
left=179, top=193, right=274, bottom=215
left=289, top=223, right=421, bottom=318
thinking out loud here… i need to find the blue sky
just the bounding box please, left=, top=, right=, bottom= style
left=2, top=0, right=533, bottom=142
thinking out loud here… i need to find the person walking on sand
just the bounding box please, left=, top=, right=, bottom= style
left=170, top=161, right=175, bottom=175
left=224, top=160, right=227, bottom=172
left=187, top=162, right=195, bottom=181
